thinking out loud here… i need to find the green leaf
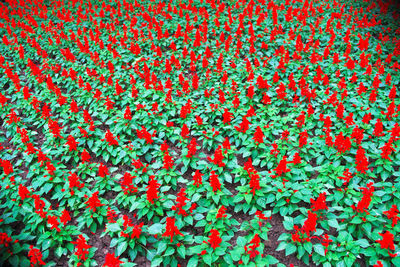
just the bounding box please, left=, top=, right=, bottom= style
left=276, top=242, right=286, bottom=251
left=203, top=253, right=212, bottom=266
left=392, top=257, right=400, bottom=266
left=116, top=241, right=128, bottom=256
left=177, top=245, right=186, bottom=258
left=164, top=247, right=175, bottom=256
left=236, top=236, right=247, bottom=247
left=285, top=243, right=296, bottom=256
left=302, top=242, right=312, bottom=254
left=266, top=255, right=279, bottom=265
left=314, top=243, right=325, bottom=256
left=107, top=223, right=121, bottom=233
left=151, top=257, right=163, bottom=267
left=328, top=219, right=339, bottom=229
left=187, top=256, right=199, bottom=267
left=355, top=239, right=370, bottom=248
left=55, top=247, right=63, bottom=258
left=148, top=223, right=163, bottom=235
left=157, top=242, right=167, bottom=255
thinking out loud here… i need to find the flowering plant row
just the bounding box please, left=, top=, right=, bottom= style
left=0, top=0, right=400, bottom=266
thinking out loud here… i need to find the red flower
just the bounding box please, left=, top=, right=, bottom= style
left=235, top=116, right=250, bottom=133
left=104, top=130, right=119, bottom=146
left=381, top=139, right=395, bottom=161
left=28, top=246, right=45, bottom=266
left=302, top=210, right=318, bottom=236
left=373, top=119, right=384, bottom=137
left=208, top=229, right=222, bottom=249
left=216, top=206, right=227, bottom=219
left=334, top=132, right=351, bottom=154
left=0, top=232, right=13, bottom=248
left=18, top=184, right=30, bottom=200
left=68, top=172, right=84, bottom=194
left=48, top=119, right=63, bottom=139
left=276, top=82, right=287, bottom=100
left=124, top=105, right=132, bottom=120
left=222, top=108, right=233, bottom=124
left=209, top=171, right=221, bottom=192
left=120, top=172, right=138, bottom=195
left=376, top=231, right=395, bottom=250
left=163, top=150, right=174, bottom=170
left=47, top=215, right=61, bottom=232
left=321, top=234, right=332, bottom=249
left=353, top=183, right=374, bottom=213
left=383, top=205, right=399, bottom=227
left=296, top=112, right=306, bottom=128
left=246, top=234, right=260, bottom=258
left=292, top=230, right=301, bottom=243
left=351, top=126, right=364, bottom=144
left=146, top=175, right=160, bottom=204
left=98, top=163, right=109, bottom=177
left=193, top=170, right=203, bottom=187
left=162, top=217, right=183, bottom=243
left=46, top=161, right=56, bottom=176
left=106, top=208, right=117, bottom=223
left=60, top=209, right=71, bottom=225
left=207, top=146, right=225, bottom=167
left=130, top=223, right=144, bottom=239
left=253, top=126, right=264, bottom=144
left=273, top=156, right=291, bottom=177
left=186, top=138, right=197, bottom=158
left=291, top=152, right=302, bottom=164
left=310, top=192, right=328, bottom=211
left=71, top=235, right=91, bottom=262
left=222, top=137, right=231, bottom=150
left=1, top=159, right=13, bottom=176
left=195, top=115, right=203, bottom=125
left=85, top=191, right=104, bottom=212
left=103, top=253, right=123, bottom=267
left=249, top=171, right=261, bottom=196
left=299, top=130, right=308, bottom=148
left=181, top=124, right=189, bottom=139
left=389, top=123, right=400, bottom=141
left=70, top=99, right=79, bottom=113
left=355, top=146, right=369, bottom=174
left=172, top=188, right=189, bottom=216
left=81, top=149, right=91, bottom=164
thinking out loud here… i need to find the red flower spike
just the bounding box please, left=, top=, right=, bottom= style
left=383, top=205, right=399, bottom=227
left=28, top=246, right=45, bottom=266
left=85, top=191, right=104, bottom=213
left=302, top=210, right=318, bottom=236
left=310, top=192, right=328, bottom=211
left=354, top=183, right=374, bottom=213
left=247, top=234, right=261, bottom=258
left=209, top=171, right=221, bottom=192
left=216, top=206, right=227, bottom=219
left=253, top=126, right=264, bottom=144
left=146, top=176, right=160, bottom=204
left=376, top=231, right=395, bottom=250
left=103, top=253, right=123, bottom=267
left=71, top=235, right=91, bottom=262
left=104, top=130, right=119, bottom=146
left=355, top=146, right=369, bottom=174
left=193, top=170, right=203, bottom=187
left=162, top=217, right=183, bottom=243
left=208, top=229, right=222, bottom=249
left=207, top=146, right=225, bottom=167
